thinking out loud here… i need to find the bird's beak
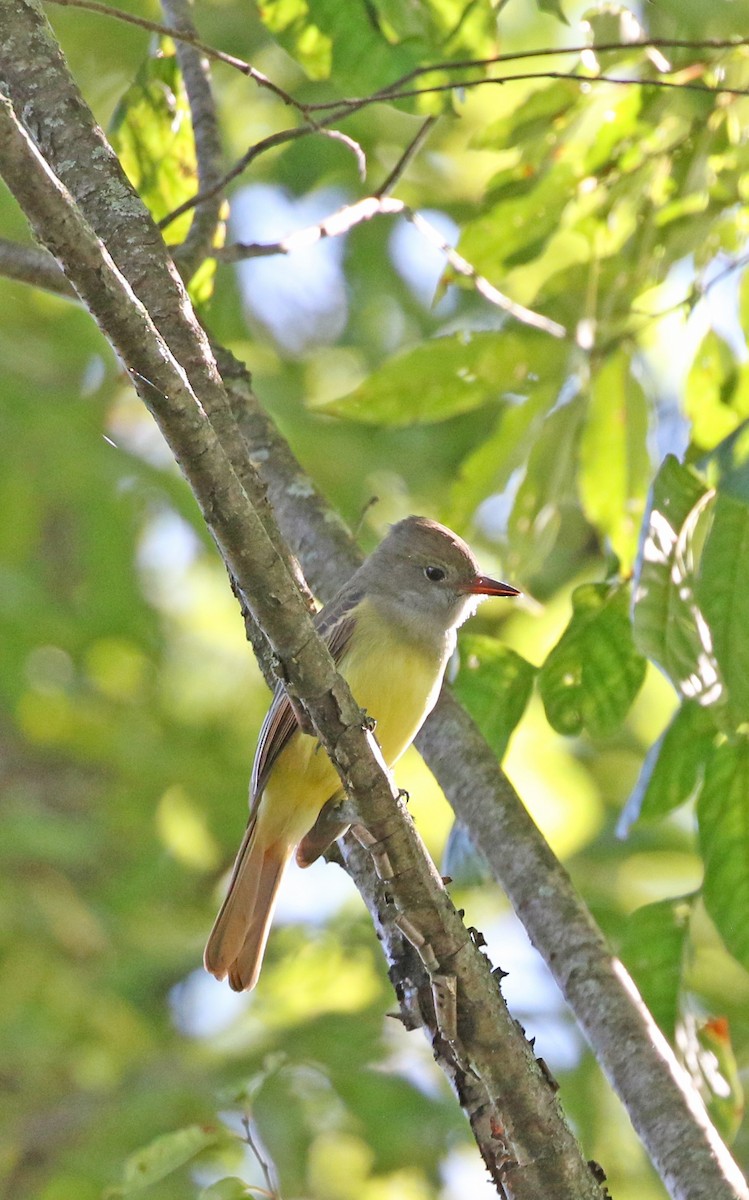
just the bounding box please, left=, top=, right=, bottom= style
left=459, top=574, right=521, bottom=598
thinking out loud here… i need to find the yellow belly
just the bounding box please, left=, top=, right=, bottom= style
left=259, top=600, right=445, bottom=845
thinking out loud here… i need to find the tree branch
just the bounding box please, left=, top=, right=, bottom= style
left=0, top=20, right=606, bottom=1198
left=218, top=195, right=566, bottom=339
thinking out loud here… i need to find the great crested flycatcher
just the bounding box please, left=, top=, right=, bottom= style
left=204, top=516, right=519, bottom=991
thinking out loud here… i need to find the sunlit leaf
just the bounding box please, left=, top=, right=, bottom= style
left=459, top=165, right=577, bottom=280
left=699, top=419, right=749, bottom=503
left=447, top=384, right=558, bottom=528
left=538, top=581, right=646, bottom=738
left=696, top=491, right=749, bottom=723
left=110, top=49, right=197, bottom=243
left=453, top=634, right=537, bottom=761
left=686, top=331, right=749, bottom=451
left=618, top=897, right=692, bottom=1042
left=579, top=351, right=650, bottom=570
left=472, top=81, right=579, bottom=154
left=259, top=0, right=425, bottom=96
left=632, top=455, right=720, bottom=704
left=619, top=701, right=716, bottom=834
left=698, top=737, right=749, bottom=970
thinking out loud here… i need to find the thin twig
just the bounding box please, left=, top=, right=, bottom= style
left=158, top=58, right=740, bottom=233
left=46, top=0, right=307, bottom=112
left=40, top=1, right=749, bottom=91
left=303, top=36, right=749, bottom=113
left=375, top=115, right=437, bottom=198
left=634, top=249, right=749, bottom=325
left=218, top=194, right=566, bottom=338
left=240, top=1115, right=281, bottom=1199
left=307, top=68, right=749, bottom=114
left=159, top=123, right=365, bottom=233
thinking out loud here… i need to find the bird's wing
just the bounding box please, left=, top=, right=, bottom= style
left=249, top=584, right=363, bottom=805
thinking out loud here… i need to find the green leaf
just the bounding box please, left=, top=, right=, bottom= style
left=453, top=634, right=537, bottom=761
left=538, top=581, right=646, bottom=738
left=632, top=455, right=720, bottom=703
left=109, top=1125, right=227, bottom=1195
left=619, top=701, right=716, bottom=834
left=698, top=419, right=749, bottom=503
left=459, top=164, right=577, bottom=279
left=472, top=81, right=579, bottom=154
left=698, top=737, right=749, bottom=970
left=686, top=331, right=749, bottom=451
left=696, top=491, right=749, bottom=723
left=259, top=0, right=424, bottom=95
left=326, top=330, right=562, bottom=425
left=618, top=897, right=692, bottom=1042
left=579, top=352, right=650, bottom=571
left=110, top=50, right=197, bottom=244
left=506, top=393, right=586, bottom=578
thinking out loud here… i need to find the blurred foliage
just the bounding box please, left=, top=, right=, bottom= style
left=3, top=0, right=749, bottom=1197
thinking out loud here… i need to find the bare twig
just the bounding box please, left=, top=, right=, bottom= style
left=157, top=56, right=740, bottom=235
left=158, top=124, right=365, bottom=233
left=375, top=115, right=437, bottom=198
left=47, top=0, right=308, bottom=112
left=303, top=37, right=749, bottom=113
left=240, top=1115, right=281, bottom=1199
left=631, top=250, right=749, bottom=325
left=306, top=68, right=749, bottom=114
left=218, top=194, right=566, bottom=338
left=40, top=0, right=749, bottom=92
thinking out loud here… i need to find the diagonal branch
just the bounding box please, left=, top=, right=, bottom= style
left=0, top=24, right=606, bottom=1200
left=219, top=194, right=566, bottom=339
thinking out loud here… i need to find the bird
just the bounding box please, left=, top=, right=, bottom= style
left=204, top=516, right=519, bottom=991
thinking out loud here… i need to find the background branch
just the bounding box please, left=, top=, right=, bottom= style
left=161, top=0, right=225, bottom=276
left=0, top=235, right=74, bottom=295
left=223, top=359, right=749, bottom=1200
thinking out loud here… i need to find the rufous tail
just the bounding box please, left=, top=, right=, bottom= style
left=204, top=816, right=291, bottom=992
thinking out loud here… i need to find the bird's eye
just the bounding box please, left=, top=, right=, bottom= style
left=424, top=565, right=446, bottom=582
